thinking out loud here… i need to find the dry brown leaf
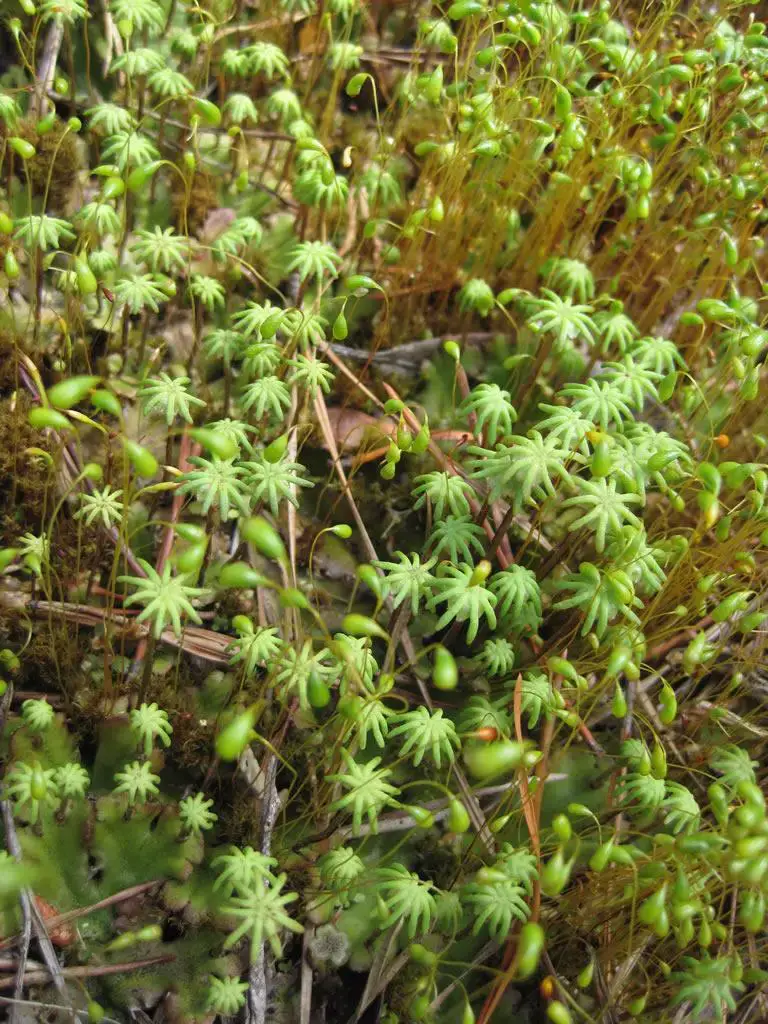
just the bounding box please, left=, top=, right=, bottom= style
left=324, top=406, right=394, bottom=451
left=34, top=895, right=77, bottom=947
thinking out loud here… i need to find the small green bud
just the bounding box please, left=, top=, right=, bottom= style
left=218, top=562, right=271, bottom=589
left=87, top=1002, right=106, bottom=1024
left=408, top=994, right=431, bottom=1021
left=679, top=311, right=704, bottom=327
left=9, top=137, right=36, bottom=160
left=87, top=389, right=120, bottom=421
left=341, top=613, right=388, bottom=640
left=577, top=960, right=594, bottom=989
left=4, top=250, right=20, bottom=280
left=279, top=588, right=310, bottom=609
left=432, top=645, right=458, bottom=691
left=650, top=741, right=667, bottom=779
left=386, top=441, right=402, bottom=466
left=346, top=73, right=368, bottom=97
left=473, top=139, right=501, bottom=157
left=566, top=803, right=592, bottom=818
left=123, top=439, right=159, bottom=477
left=658, top=681, right=677, bottom=725
left=589, top=840, right=614, bottom=873
left=447, top=797, right=471, bottom=834
left=102, top=176, right=125, bottom=200
left=711, top=590, right=751, bottom=622
left=36, top=111, right=56, bottom=135
left=307, top=673, right=331, bottom=709
left=216, top=704, right=260, bottom=761
left=638, top=884, right=667, bottom=927
left=547, top=1000, right=572, bottom=1024
left=28, top=407, right=72, bottom=431
left=189, top=427, right=239, bottom=461
left=193, top=97, right=221, bottom=126
left=396, top=423, right=412, bottom=451
left=344, top=274, right=382, bottom=293
left=405, top=805, right=435, bottom=829
left=126, top=161, right=162, bottom=192
left=469, top=560, right=491, bottom=586
left=105, top=922, right=162, bottom=951
left=377, top=673, right=395, bottom=694
left=514, top=921, right=545, bottom=979
left=0, top=549, right=19, bottom=572
left=658, top=371, right=677, bottom=401
left=241, top=516, right=286, bottom=562
left=356, top=564, right=382, bottom=596
left=332, top=312, right=348, bottom=340
left=552, top=814, right=572, bottom=843
left=409, top=942, right=437, bottom=967
left=174, top=540, right=207, bottom=577
left=410, top=420, right=430, bottom=454
left=590, top=438, right=611, bottom=477
left=75, top=256, right=98, bottom=296
left=611, top=682, right=627, bottom=718
left=697, top=490, right=720, bottom=527
left=541, top=846, right=573, bottom=897
left=607, top=645, right=632, bottom=680
left=490, top=812, right=513, bottom=834
left=48, top=375, right=100, bottom=410
left=553, top=83, right=572, bottom=118
left=262, top=433, right=288, bottom=463
left=696, top=461, right=722, bottom=495
left=463, top=740, right=532, bottom=779
left=174, top=523, right=206, bottom=547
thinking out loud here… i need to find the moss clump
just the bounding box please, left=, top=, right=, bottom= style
left=173, top=169, right=218, bottom=237
left=13, top=117, right=80, bottom=212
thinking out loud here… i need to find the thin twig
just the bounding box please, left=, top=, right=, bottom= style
left=245, top=751, right=281, bottom=1024
left=351, top=922, right=405, bottom=1024
left=34, top=21, right=64, bottom=118
left=429, top=941, right=498, bottom=1014
left=299, top=929, right=313, bottom=1024
left=328, top=332, right=499, bottom=370
left=0, top=996, right=121, bottom=1022
left=0, top=955, right=175, bottom=990
left=0, top=590, right=231, bottom=665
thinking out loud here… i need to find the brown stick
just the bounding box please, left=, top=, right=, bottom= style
left=0, top=589, right=231, bottom=665
left=0, top=955, right=175, bottom=990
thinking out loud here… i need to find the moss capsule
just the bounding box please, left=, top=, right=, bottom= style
left=432, top=645, right=458, bottom=691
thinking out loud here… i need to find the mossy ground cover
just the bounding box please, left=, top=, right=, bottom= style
left=0, top=1, right=767, bottom=1022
